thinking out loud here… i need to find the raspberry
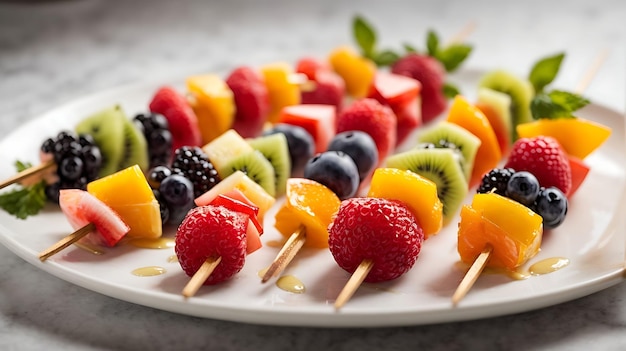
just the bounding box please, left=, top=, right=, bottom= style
left=149, top=86, right=202, bottom=151
left=391, top=54, right=447, bottom=123
left=175, top=206, right=248, bottom=285
left=171, top=146, right=221, bottom=198
left=226, top=66, right=270, bottom=138
left=337, top=98, right=396, bottom=164
left=477, top=168, right=516, bottom=195
left=328, top=197, right=424, bottom=283
left=504, top=136, right=572, bottom=195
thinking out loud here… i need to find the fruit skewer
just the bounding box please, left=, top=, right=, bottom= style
left=177, top=194, right=264, bottom=298
left=0, top=160, right=55, bottom=191
left=38, top=189, right=130, bottom=261
left=331, top=168, right=443, bottom=309
left=451, top=50, right=610, bottom=305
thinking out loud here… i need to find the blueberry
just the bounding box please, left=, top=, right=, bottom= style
left=328, top=131, right=378, bottom=181
left=263, top=123, right=315, bottom=175
left=81, top=145, right=102, bottom=180
left=304, top=151, right=359, bottom=199
left=148, top=165, right=172, bottom=189
left=533, top=187, right=568, bottom=229
left=159, top=174, right=195, bottom=225
left=59, top=156, right=84, bottom=181
left=152, top=189, right=170, bottom=224
left=149, top=129, right=172, bottom=154
left=505, top=171, right=540, bottom=206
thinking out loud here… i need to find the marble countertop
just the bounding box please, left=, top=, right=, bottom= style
left=0, top=0, right=625, bottom=349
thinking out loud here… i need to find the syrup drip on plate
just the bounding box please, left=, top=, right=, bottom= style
left=529, top=257, right=570, bottom=275
left=131, top=266, right=167, bottom=277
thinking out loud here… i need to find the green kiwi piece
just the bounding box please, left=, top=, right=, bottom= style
left=117, top=117, right=149, bottom=172
left=417, top=121, right=481, bottom=182
left=247, top=133, right=291, bottom=196
left=220, top=150, right=276, bottom=197
left=386, top=148, right=467, bottom=223
left=75, top=105, right=126, bottom=177
left=478, top=70, right=534, bottom=140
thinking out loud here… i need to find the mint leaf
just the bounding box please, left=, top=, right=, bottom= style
left=426, top=30, right=439, bottom=57
left=353, top=16, right=377, bottom=58
left=549, top=90, right=590, bottom=111
left=436, top=44, right=473, bottom=72
left=529, top=52, right=565, bottom=94
left=530, top=90, right=590, bottom=119
left=403, top=43, right=418, bottom=54
left=0, top=182, right=47, bottom=219
left=16, top=160, right=31, bottom=172
left=0, top=160, right=48, bottom=219
left=374, top=50, right=401, bottom=67
left=442, top=82, right=461, bottom=99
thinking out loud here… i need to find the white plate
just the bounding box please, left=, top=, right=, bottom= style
left=0, top=70, right=625, bottom=327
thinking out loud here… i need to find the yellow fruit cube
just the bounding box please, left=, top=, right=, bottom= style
left=328, top=46, right=376, bottom=98
left=187, top=74, right=236, bottom=144
left=87, top=165, right=162, bottom=238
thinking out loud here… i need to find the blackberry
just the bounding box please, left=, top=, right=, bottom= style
left=477, top=168, right=515, bottom=195
left=133, top=112, right=173, bottom=168
left=40, top=130, right=103, bottom=203
left=171, top=146, right=221, bottom=198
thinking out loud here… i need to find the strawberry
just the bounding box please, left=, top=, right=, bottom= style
left=391, top=53, right=447, bottom=123
left=175, top=205, right=248, bottom=285
left=328, top=197, right=424, bottom=283
left=295, top=57, right=330, bottom=80
left=300, top=69, right=345, bottom=112
left=226, top=66, right=270, bottom=138
left=59, top=189, right=129, bottom=247
left=368, top=72, right=422, bottom=146
left=149, top=86, right=202, bottom=151
left=504, top=136, right=572, bottom=195
left=336, top=98, right=396, bottom=164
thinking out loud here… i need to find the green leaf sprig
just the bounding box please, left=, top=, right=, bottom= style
left=528, top=53, right=590, bottom=119
left=0, top=161, right=48, bottom=219
left=351, top=15, right=473, bottom=98
left=352, top=16, right=472, bottom=71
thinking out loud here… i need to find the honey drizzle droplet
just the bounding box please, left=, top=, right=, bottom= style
left=132, top=266, right=167, bottom=277
left=276, top=275, right=306, bottom=294
left=127, top=238, right=175, bottom=249
left=529, top=257, right=570, bottom=275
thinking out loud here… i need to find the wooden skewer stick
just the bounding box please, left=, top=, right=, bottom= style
left=261, top=225, right=306, bottom=283
left=38, top=222, right=96, bottom=262
left=0, top=159, right=56, bottom=191
left=451, top=49, right=609, bottom=305
left=446, top=21, right=477, bottom=45
left=182, top=256, right=222, bottom=298
left=334, top=259, right=374, bottom=310
left=574, top=49, right=609, bottom=94
left=451, top=245, right=493, bottom=306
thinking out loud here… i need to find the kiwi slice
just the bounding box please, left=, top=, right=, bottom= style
left=75, top=105, right=126, bottom=177
left=417, top=121, right=481, bottom=182
left=478, top=70, right=534, bottom=140
left=386, top=148, right=467, bottom=223
left=247, top=133, right=291, bottom=196
left=117, top=117, right=149, bottom=172
left=219, top=150, right=276, bottom=197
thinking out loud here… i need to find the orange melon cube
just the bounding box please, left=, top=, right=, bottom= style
left=328, top=46, right=376, bottom=98
left=274, top=178, right=341, bottom=249
left=458, top=193, right=543, bottom=270
left=87, top=165, right=162, bottom=239
left=516, top=118, right=611, bottom=159
left=186, top=74, right=236, bottom=144
left=260, top=62, right=301, bottom=123
left=447, top=95, right=501, bottom=187
left=367, top=168, right=443, bottom=237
